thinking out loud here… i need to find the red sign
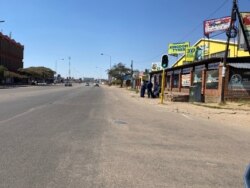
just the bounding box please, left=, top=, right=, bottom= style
left=243, top=14, right=250, bottom=25
left=204, top=16, right=231, bottom=36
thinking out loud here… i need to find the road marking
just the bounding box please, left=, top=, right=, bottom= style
left=181, top=113, right=193, bottom=120
left=0, top=105, right=47, bottom=124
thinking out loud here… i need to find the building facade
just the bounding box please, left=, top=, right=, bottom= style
left=150, top=39, right=250, bottom=103
left=173, top=38, right=250, bottom=67
left=0, top=32, right=24, bottom=72
left=151, top=57, right=250, bottom=103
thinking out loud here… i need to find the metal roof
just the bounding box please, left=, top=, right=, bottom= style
left=229, top=63, right=250, bottom=69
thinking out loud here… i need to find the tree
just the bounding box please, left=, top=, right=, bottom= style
left=18, top=67, right=55, bottom=82
left=108, top=63, right=131, bottom=87
left=0, top=66, right=8, bottom=83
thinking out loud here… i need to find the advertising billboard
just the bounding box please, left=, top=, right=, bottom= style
left=204, top=16, right=231, bottom=36
left=185, top=47, right=197, bottom=62
left=151, top=62, right=162, bottom=72
left=168, top=42, right=190, bottom=55
left=238, top=12, right=250, bottom=51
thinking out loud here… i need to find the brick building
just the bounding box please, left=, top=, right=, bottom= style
left=0, top=32, right=24, bottom=72
left=150, top=57, right=250, bottom=103
left=150, top=38, right=250, bottom=103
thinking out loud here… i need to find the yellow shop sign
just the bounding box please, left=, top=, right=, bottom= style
left=168, top=42, right=190, bottom=55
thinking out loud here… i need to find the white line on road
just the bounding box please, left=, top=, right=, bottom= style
left=181, top=113, right=193, bottom=120
left=0, top=104, right=47, bottom=125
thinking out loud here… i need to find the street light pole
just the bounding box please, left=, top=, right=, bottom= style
left=68, top=56, right=71, bottom=80
left=55, top=58, right=64, bottom=76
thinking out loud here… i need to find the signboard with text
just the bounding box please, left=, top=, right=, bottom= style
left=185, top=47, right=197, bottom=62
left=168, top=42, right=190, bottom=55
left=238, top=12, right=250, bottom=51
left=204, top=16, right=231, bottom=36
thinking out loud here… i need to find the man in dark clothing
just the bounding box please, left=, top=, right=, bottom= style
left=140, top=81, right=147, bottom=97
left=153, top=82, right=161, bottom=98
left=147, top=81, right=154, bottom=98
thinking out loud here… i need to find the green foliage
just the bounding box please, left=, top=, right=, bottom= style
left=18, top=67, right=55, bottom=79
left=108, top=63, right=131, bottom=87
left=0, top=65, right=8, bottom=78
left=0, top=65, right=8, bottom=80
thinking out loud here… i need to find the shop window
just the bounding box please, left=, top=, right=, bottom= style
left=166, top=75, right=171, bottom=88
left=193, top=71, right=202, bottom=86
left=206, top=70, right=219, bottom=89
left=228, top=67, right=250, bottom=90
left=173, top=74, right=179, bottom=88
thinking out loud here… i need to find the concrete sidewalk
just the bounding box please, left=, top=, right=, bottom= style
left=108, top=86, right=250, bottom=127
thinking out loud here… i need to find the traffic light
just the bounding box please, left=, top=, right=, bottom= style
left=161, top=55, right=168, bottom=69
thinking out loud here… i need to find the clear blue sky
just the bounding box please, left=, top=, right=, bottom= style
left=1, top=0, right=250, bottom=78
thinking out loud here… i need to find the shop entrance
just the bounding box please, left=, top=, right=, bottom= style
left=189, top=71, right=202, bottom=102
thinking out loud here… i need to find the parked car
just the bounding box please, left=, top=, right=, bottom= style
left=94, top=83, right=99, bottom=87
left=65, top=82, right=72, bottom=87
left=85, top=82, right=90, bottom=86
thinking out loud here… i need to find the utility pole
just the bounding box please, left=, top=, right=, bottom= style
left=68, top=56, right=71, bottom=80
left=220, top=0, right=250, bottom=103
left=160, top=69, right=166, bottom=104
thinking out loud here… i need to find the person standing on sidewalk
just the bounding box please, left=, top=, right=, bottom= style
left=153, top=82, right=160, bottom=98
left=140, top=80, right=147, bottom=97
left=147, top=81, right=153, bottom=98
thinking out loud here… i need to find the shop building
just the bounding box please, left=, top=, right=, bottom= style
left=0, top=32, right=24, bottom=72
left=150, top=39, right=250, bottom=103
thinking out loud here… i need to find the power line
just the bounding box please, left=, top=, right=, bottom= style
left=181, top=0, right=230, bottom=41
left=138, top=0, right=230, bottom=65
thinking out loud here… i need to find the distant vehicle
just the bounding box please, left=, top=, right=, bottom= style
left=65, top=82, right=72, bottom=87
left=94, top=83, right=99, bottom=87
left=85, top=82, right=90, bottom=86
left=37, top=82, right=47, bottom=86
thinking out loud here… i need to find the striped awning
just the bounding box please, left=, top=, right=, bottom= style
left=229, top=63, right=250, bottom=69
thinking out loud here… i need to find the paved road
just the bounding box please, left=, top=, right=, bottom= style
left=0, top=84, right=249, bottom=188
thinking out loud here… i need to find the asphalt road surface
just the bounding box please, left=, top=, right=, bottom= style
left=0, top=84, right=249, bottom=188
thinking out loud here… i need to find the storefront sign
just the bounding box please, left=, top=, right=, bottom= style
left=182, top=74, right=191, bottom=87
left=195, top=65, right=205, bottom=71
left=185, top=47, right=197, bottom=62
left=168, top=42, right=190, bottom=55
left=208, top=62, right=220, bottom=70
left=204, top=16, right=231, bottom=36
left=238, top=12, right=250, bottom=51
left=182, top=67, right=192, bottom=74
